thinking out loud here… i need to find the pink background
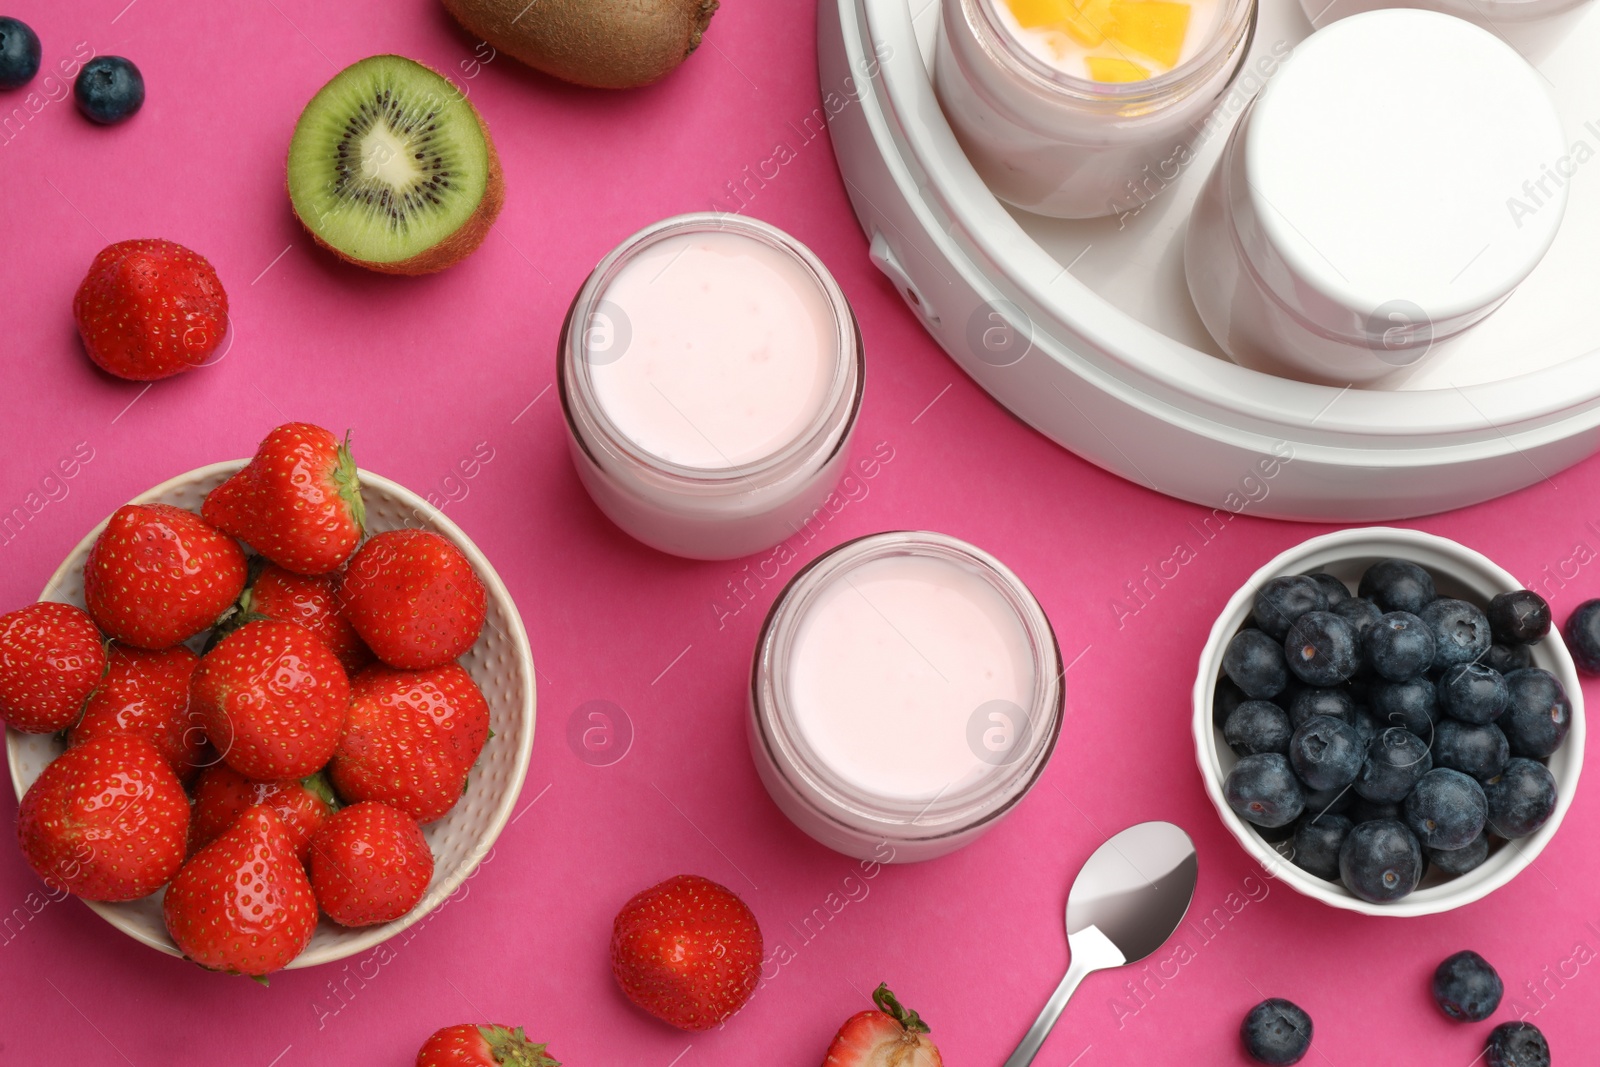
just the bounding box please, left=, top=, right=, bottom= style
left=2, top=1, right=1597, bottom=1063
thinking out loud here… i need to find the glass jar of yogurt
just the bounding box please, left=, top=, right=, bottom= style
left=749, top=531, right=1063, bottom=862
left=560, top=214, right=864, bottom=560
left=934, top=0, right=1258, bottom=218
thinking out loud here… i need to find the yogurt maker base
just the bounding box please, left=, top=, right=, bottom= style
left=823, top=0, right=1600, bottom=520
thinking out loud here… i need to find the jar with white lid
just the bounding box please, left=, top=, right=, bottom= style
left=749, top=531, right=1063, bottom=863
left=1184, top=8, right=1569, bottom=384
left=934, top=0, right=1258, bottom=219
left=560, top=214, right=863, bottom=561
left=1303, top=0, right=1593, bottom=27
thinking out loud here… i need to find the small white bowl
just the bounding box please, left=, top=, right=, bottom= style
left=1193, top=527, right=1585, bottom=917
left=6, top=461, right=537, bottom=968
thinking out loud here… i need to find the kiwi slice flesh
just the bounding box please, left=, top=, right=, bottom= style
left=287, top=55, right=502, bottom=275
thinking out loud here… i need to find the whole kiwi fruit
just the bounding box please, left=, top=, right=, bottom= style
left=441, top=0, right=719, bottom=90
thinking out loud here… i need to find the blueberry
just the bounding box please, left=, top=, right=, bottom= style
left=1501, top=669, right=1572, bottom=759
left=1489, top=590, right=1551, bottom=646
left=1225, top=753, right=1306, bottom=829
left=1371, top=677, right=1439, bottom=737
left=1359, top=559, right=1437, bottom=615
left=1354, top=728, right=1432, bottom=802
left=1340, top=819, right=1422, bottom=902
left=1253, top=819, right=1298, bottom=844
left=1302, top=783, right=1354, bottom=817
left=1420, top=598, right=1493, bottom=671
left=1438, top=663, right=1509, bottom=725
left=1225, top=700, right=1294, bottom=757
left=1427, top=832, right=1490, bottom=876
left=1284, top=611, right=1358, bottom=687
left=1350, top=708, right=1380, bottom=749
left=1403, top=768, right=1487, bottom=850
left=0, top=16, right=40, bottom=90
left=1240, top=998, right=1313, bottom=1066
left=1365, top=612, right=1435, bottom=681
left=1348, top=795, right=1402, bottom=824
left=1484, top=1021, right=1550, bottom=1067
left=1434, top=720, right=1510, bottom=782
left=1291, top=812, right=1352, bottom=881
left=1432, top=950, right=1503, bottom=1022
left=1305, top=572, right=1350, bottom=607
left=1215, top=677, right=1248, bottom=730
left=75, top=55, right=144, bottom=125
left=1483, top=642, right=1533, bottom=675
left=1332, top=597, right=1384, bottom=652
left=1224, top=629, right=1289, bottom=700
left=1484, top=758, right=1558, bottom=839
left=1288, top=687, right=1355, bottom=729
left=1289, top=715, right=1363, bottom=791
left=1563, top=598, right=1600, bottom=675
left=1254, top=576, right=1329, bottom=642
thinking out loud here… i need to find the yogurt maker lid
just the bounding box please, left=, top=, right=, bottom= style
left=1244, top=9, right=1569, bottom=326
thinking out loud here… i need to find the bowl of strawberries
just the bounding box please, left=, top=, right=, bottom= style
left=2, top=422, right=536, bottom=974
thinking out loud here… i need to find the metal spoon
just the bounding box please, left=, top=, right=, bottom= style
left=1003, top=821, right=1199, bottom=1067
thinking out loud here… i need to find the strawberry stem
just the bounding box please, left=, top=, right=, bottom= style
left=872, top=983, right=931, bottom=1034
left=477, top=1025, right=561, bottom=1066
left=336, top=430, right=366, bottom=536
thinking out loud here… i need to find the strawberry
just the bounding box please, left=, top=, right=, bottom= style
left=70, top=643, right=203, bottom=781
left=188, top=764, right=335, bottom=866
left=416, top=1025, right=560, bottom=1067
left=340, top=529, right=486, bottom=670
left=822, top=984, right=944, bottom=1067
left=84, top=503, right=247, bottom=649
left=16, top=734, right=189, bottom=901
left=309, top=801, right=433, bottom=927
left=329, top=663, right=490, bottom=824
left=233, top=562, right=372, bottom=673
left=73, top=238, right=229, bottom=381
left=191, top=619, right=349, bottom=780
left=202, top=423, right=365, bottom=575
left=0, top=601, right=105, bottom=733
left=610, top=874, right=763, bottom=1031
left=162, top=805, right=318, bottom=976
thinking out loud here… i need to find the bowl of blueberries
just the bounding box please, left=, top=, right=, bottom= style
left=1194, top=527, right=1584, bottom=917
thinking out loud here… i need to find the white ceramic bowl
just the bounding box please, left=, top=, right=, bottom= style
left=5, top=461, right=537, bottom=967
left=1193, top=528, right=1585, bottom=917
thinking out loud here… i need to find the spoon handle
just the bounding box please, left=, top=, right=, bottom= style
left=1002, top=926, right=1123, bottom=1067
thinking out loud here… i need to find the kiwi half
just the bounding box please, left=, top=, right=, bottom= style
left=287, top=55, right=504, bottom=275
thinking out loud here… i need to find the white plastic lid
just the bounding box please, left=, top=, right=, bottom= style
left=1246, top=8, right=1568, bottom=326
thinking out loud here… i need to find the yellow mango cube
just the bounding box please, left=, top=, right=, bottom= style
left=1108, top=0, right=1191, bottom=69
left=1060, top=0, right=1117, bottom=46
left=1085, top=56, right=1151, bottom=82
left=1007, top=0, right=1077, bottom=29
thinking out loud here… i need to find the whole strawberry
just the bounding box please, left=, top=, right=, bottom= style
left=16, top=734, right=189, bottom=901
left=202, top=423, right=365, bottom=575
left=163, top=805, right=318, bottom=976
left=84, top=503, right=247, bottom=649
left=340, top=529, right=486, bottom=669
left=188, top=764, right=335, bottom=866
left=329, top=663, right=490, bottom=823
left=191, top=619, right=349, bottom=780
left=416, top=1024, right=560, bottom=1067
left=0, top=602, right=105, bottom=733
left=70, top=643, right=203, bottom=781
left=73, top=238, right=229, bottom=381
left=822, top=984, right=944, bottom=1067
left=233, top=562, right=372, bottom=672
left=611, top=875, right=763, bottom=1031
left=310, top=801, right=433, bottom=927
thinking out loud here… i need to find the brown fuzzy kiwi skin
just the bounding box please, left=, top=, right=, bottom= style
left=287, top=62, right=506, bottom=277
left=441, top=0, right=720, bottom=90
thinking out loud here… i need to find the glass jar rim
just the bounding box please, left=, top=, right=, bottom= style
left=752, top=531, right=1064, bottom=840
left=563, top=213, right=860, bottom=487
left=964, top=0, right=1259, bottom=104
